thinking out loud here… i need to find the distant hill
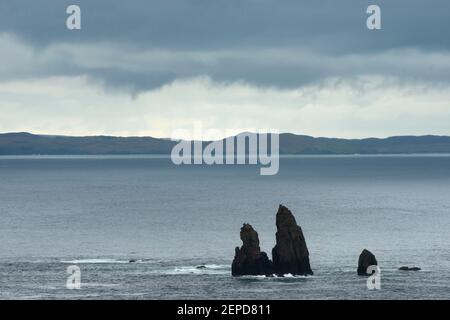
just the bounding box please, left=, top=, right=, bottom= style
left=1, top=132, right=450, bottom=155
left=278, top=133, right=450, bottom=154
left=0, top=132, right=176, bottom=155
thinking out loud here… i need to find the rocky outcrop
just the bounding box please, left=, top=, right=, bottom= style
left=272, top=205, right=313, bottom=276
left=357, top=249, right=378, bottom=276
left=196, top=265, right=207, bottom=269
left=231, top=223, right=273, bottom=276
left=399, top=266, right=421, bottom=271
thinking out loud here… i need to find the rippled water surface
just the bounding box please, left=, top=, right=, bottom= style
left=1, top=155, right=449, bottom=299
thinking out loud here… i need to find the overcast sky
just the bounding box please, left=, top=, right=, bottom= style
left=1, top=0, right=450, bottom=139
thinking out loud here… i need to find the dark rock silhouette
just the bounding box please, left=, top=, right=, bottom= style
left=196, top=265, right=207, bottom=269
left=399, top=266, right=421, bottom=271
left=357, top=249, right=378, bottom=276
left=232, top=223, right=273, bottom=276
left=272, top=205, right=313, bottom=276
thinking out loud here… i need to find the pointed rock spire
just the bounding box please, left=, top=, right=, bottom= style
left=272, top=205, right=313, bottom=276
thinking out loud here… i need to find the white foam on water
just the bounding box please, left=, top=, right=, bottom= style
left=159, top=264, right=230, bottom=275
left=279, top=273, right=311, bottom=279
left=200, top=264, right=228, bottom=269
left=81, top=283, right=121, bottom=288
left=237, top=273, right=313, bottom=280
left=283, top=273, right=294, bottom=277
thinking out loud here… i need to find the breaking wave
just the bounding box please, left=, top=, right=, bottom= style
left=158, top=264, right=230, bottom=275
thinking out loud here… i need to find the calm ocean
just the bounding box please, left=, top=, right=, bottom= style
left=0, top=155, right=449, bottom=299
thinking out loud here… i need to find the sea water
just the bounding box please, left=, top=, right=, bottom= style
left=0, top=155, right=449, bottom=299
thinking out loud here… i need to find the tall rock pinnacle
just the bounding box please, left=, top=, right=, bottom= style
left=272, top=205, right=313, bottom=276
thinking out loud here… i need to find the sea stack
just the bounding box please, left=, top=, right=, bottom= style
left=272, top=205, right=313, bottom=276
left=231, top=223, right=273, bottom=276
left=357, top=249, right=378, bottom=276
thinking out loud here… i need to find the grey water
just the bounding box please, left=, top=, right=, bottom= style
left=0, top=155, right=449, bottom=299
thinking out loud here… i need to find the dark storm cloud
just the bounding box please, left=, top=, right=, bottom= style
left=1, top=0, right=450, bottom=91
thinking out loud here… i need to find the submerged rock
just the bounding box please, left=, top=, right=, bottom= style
left=196, top=265, right=207, bottom=269
left=231, top=223, right=273, bottom=276
left=357, top=249, right=378, bottom=276
left=272, top=205, right=313, bottom=276
left=399, top=266, right=421, bottom=271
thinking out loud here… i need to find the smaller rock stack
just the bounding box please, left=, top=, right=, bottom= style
left=231, top=223, right=273, bottom=276
left=357, top=249, right=378, bottom=276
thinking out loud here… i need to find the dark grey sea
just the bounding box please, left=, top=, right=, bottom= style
left=1, top=155, right=449, bottom=299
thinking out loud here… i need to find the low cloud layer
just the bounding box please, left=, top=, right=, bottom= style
left=2, top=0, right=450, bottom=91
left=2, top=33, right=450, bottom=93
